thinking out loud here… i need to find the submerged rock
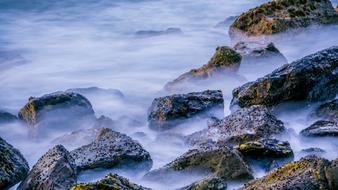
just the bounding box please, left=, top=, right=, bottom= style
left=70, top=128, right=152, bottom=171
left=230, top=0, right=338, bottom=37
left=299, top=147, right=326, bottom=157
left=148, top=90, right=224, bottom=130
left=187, top=105, right=285, bottom=146
left=231, top=46, right=338, bottom=108
left=0, top=137, right=29, bottom=189
left=135, top=27, right=182, bottom=37
left=145, top=142, right=253, bottom=181
left=240, top=156, right=334, bottom=190
left=66, top=87, right=124, bottom=99
left=70, top=173, right=150, bottom=190
left=18, top=91, right=95, bottom=126
left=216, top=16, right=238, bottom=28
left=18, top=145, right=76, bottom=190
left=0, top=111, right=18, bottom=123
left=181, top=176, right=227, bottom=190
left=312, top=99, right=338, bottom=122
left=164, top=47, right=242, bottom=92
left=300, top=120, right=338, bottom=137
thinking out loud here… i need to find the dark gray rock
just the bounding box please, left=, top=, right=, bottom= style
left=299, top=148, right=326, bottom=157
left=70, top=128, right=152, bottom=171
left=18, top=91, right=95, bottom=126
left=0, top=111, right=18, bottom=124
left=70, top=173, right=151, bottom=190
left=300, top=120, right=338, bottom=137
left=181, top=176, right=227, bottom=190
left=312, top=99, right=338, bottom=122
left=0, top=137, right=29, bottom=189
left=229, top=0, right=338, bottom=37
left=148, top=90, right=224, bottom=130
left=135, top=27, right=182, bottom=37
left=18, top=145, right=76, bottom=190
left=66, top=87, right=123, bottom=99
left=186, top=105, right=285, bottom=146
left=231, top=46, right=338, bottom=108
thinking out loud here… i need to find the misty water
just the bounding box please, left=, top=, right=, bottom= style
left=0, top=0, right=338, bottom=189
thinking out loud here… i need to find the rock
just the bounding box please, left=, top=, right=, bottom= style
left=70, top=128, right=152, bottom=171
left=148, top=90, right=224, bottom=130
left=231, top=46, right=338, bottom=108
left=181, top=176, right=227, bottom=190
left=300, top=120, right=338, bottom=137
left=145, top=142, right=253, bottom=181
left=135, top=27, right=182, bottom=37
left=93, top=115, right=116, bottom=128
left=0, top=111, right=18, bottom=123
left=299, top=147, right=326, bottom=157
left=66, top=87, right=124, bottom=99
left=326, top=157, right=338, bottom=190
left=18, top=145, right=76, bottom=190
left=312, top=99, right=338, bottom=122
left=164, top=47, right=242, bottom=92
left=0, top=137, right=29, bottom=189
left=239, top=156, right=331, bottom=190
left=215, top=16, right=238, bottom=27
left=18, top=91, right=95, bottom=126
left=70, top=173, right=150, bottom=190
left=229, top=0, right=338, bottom=37
left=237, top=139, right=293, bottom=158
left=186, top=105, right=285, bottom=146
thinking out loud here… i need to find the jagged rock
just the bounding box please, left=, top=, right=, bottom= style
left=300, top=120, right=338, bottom=137
left=70, top=128, right=152, bottom=171
left=181, top=176, right=227, bottom=190
left=145, top=142, right=253, bottom=181
left=148, top=90, right=224, bottom=130
left=135, top=27, right=182, bottom=37
left=66, top=87, right=124, bottom=99
left=0, top=137, right=29, bottom=189
left=0, top=111, right=18, bottom=123
left=230, top=0, right=338, bottom=37
left=164, top=47, right=242, bottom=92
left=70, top=173, right=150, bottom=190
left=18, top=91, right=95, bottom=126
left=239, top=156, right=332, bottom=190
left=186, top=105, right=285, bottom=146
left=312, top=99, right=338, bottom=122
left=231, top=46, right=338, bottom=108
left=18, top=145, right=76, bottom=190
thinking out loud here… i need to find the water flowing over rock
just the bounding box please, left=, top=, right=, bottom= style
left=70, top=173, right=151, bottom=190
left=145, top=142, right=253, bottom=181
left=0, top=137, right=29, bottom=189
left=66, top=87, right=124, bottom=99
left=164, top=47, right=242, bottom=92
left=239, top=156, right=338, bottom=190
left=229, top=0, right=338, bottom=37
left=312, top=99, right=338, bottom=122
left=18, top=91, right=95, bottom=126
left=70, top=128, right=152, bottom=171
left=148, top=90, right=224, bottom=130
left=300, top=120, right=338, bottom=137
left=186, top=105, right=285, bottom=146
left=181, top=176, right=227, bottom=190
left=231, top=46, right=338, bottom=108
left=0, top=111, right=18, bottom=123
left=18, top=145, right=76, bottom=190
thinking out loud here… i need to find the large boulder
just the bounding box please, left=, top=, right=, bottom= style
left=145, top=142, right=253, bottom=181
left=239, top=156, right=335, bottom=190
left=312, top=99, right=338, bottom=122
left=70, top=173, right=150, bottom=190
left=70, top=128, right=152, bottom=171
left=229, top=0, right=338, bottom=37
left=186, top=105, right=285, bottom=146
left=164, top=47, right=242, bottom=92
left=0, top=111, right=18, bottom=124
left=148, top=90, right=224, bottom=130
left=0, top=137, right=29, bottom=189
left=18, top=91, right=95, bottom=126
left=231, top=46, right=338, bottom=108
left=300, top=120, right=338, bottom=137
left=181, top=176, right=227, bottom=190
left=18, top=145, right=76, bottom=190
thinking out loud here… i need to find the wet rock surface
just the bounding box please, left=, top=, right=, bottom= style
left=181, top=176, right=227, bottom=190
left=18, top=145, right=76, bottom=190
left=312, top=99, right=338, bottom=122
left=164, top=47, right=242, bottom=92
left=148, top=90, right=224, bottom=130
left=145, top=142, right=253, bottom=181
left=186, top=105, right=285, bottom=146
left=231, top=46, right=338, bottom=108
left=300, top=120, right=338, bottom=137
left=70, top=128, right=152, bottom=171
left=230, top=0, right=338, bottom=36
left=18, top=91, right=95, bottom=126
left=239, top=156, right=336, bottom=190
left=0, top=111, right=18, bottom=123
left=70, top=173, right=151, bottom=190
left=0, top=137, right=29, bottom=190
